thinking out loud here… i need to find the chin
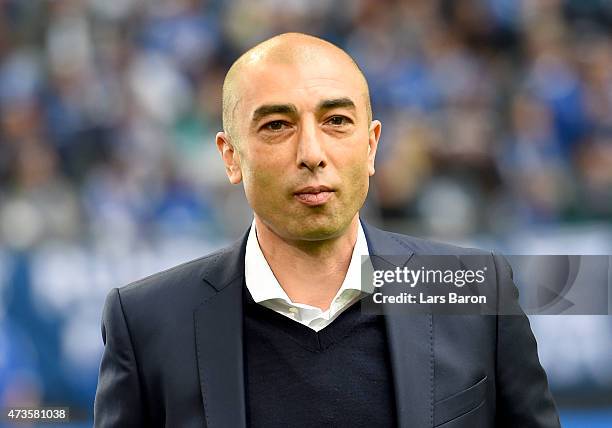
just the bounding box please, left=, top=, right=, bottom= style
left=288, top=217, right=351, bottom=241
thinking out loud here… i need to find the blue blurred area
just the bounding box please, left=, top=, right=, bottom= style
left=560, top=409, right=612, bottom=427
left=1, top=0, right=612, bottom=424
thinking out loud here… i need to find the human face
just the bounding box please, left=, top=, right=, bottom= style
left=218, top=55, right=381, bottom=242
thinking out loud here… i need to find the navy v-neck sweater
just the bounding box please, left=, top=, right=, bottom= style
left=243, top=286, right=397, bottom=427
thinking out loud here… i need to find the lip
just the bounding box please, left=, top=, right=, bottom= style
left=293, top=186, right=335, bottom=206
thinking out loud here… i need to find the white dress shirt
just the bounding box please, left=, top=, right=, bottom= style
left=245, top=220, right=371, bottom=332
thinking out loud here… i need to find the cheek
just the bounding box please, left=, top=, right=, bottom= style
left=342, top=150, right=371, bottom=199
left=241, top=158, right=284, bottom=204
left=341, top=145, right=370, bottom=179
left=349, top=162, right=370, bottom=192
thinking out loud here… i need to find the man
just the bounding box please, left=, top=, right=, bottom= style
left=94, top=33, right=561, bottom=427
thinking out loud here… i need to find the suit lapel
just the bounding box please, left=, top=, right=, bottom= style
left=385, top=305, right=434, bottom=428
left=194, top=232, right=249, bottom=428
left=362, top=222, right=434, bottom=428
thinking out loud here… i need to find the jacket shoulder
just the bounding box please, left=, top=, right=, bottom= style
left=123, top=251, right=217, bottom=291
left=116, top=244, right=234, bottom=307
left=384, top=230, right=490, bottom=256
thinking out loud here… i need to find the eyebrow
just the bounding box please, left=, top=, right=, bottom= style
left=317, top=97, right=356, bottom=112
left=251, top=104, right=298, bottom=123
left=251, top=97, right=357, bottom=125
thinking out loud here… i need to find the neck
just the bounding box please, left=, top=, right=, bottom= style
left=254, top=215, right=360, bottom=311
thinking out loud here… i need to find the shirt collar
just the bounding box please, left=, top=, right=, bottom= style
left=244, top=219, right=371, bottom=305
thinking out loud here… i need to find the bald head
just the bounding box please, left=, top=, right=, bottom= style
left=222, top=33, right=372, bottom=144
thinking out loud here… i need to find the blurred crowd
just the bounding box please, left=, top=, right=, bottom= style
left=1, top=0, right=612, bottom=420
left=1, top=0, right=611, bottom=248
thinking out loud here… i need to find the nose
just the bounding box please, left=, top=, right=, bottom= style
left=296, top=119, right=327, bottom=171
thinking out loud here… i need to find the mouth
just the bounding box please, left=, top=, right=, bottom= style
left=293, top=186, right=335, bottom=206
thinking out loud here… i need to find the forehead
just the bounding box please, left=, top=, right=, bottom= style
left=236, top=55, right=366, bottom=118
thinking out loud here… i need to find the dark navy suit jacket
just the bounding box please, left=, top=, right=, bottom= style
left=94, top=222, right=561, bottom=427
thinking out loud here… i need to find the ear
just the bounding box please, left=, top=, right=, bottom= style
left=216, top=131, right=243, bottom=184
left=367, top=120, right=381, bottom=176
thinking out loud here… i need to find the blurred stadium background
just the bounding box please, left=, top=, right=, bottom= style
left=1, top=0, right=611, bottom=426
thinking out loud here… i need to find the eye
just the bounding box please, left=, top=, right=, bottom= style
left=326, top=115, right=352, bottom=126
left=262, top=120, right=289, bottom=132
